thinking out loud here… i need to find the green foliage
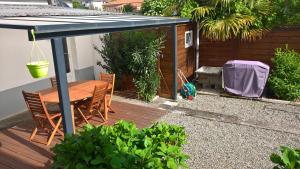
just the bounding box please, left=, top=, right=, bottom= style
left=94, top=31, right=165, bottom=102
left=128, top=35, right=164, bottom=101
left=141, top=0, right=175, bottom=16
left=192, top=0, right=274, bottom=41
left=141, top=0, right=197, bottom=17
left=52, top=120, right=189, bottom=169
left=141, top=0, right=300, bottom=41
left=271, top=0, right=300, bottom=26
left=270, top=146, right=300, bottom=169
left=72, top=0, right=85, bottom=9
left=268, top=46, right=300, bottom=101
left=123, top=4, right=134, bottom=13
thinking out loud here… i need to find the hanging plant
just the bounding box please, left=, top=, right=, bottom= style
left=26, top=29, right=49, bottom=78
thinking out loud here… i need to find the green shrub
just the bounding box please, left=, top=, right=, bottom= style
left=270, top=146, right=300, bottom=169
left=123, top=4, right=134, bottom=13
left=141, top=0, right=197, bottom=18
left=141, top=0, right=173, bottom=16
left=72, top=0, right=85, bottom=9
left=94, top=31, right=165, bottom=102
left=271, top=0, right=300, bottom=26
left=268, top=47, right=300, bottom=101
left=52, top=121, right=189, bottom=169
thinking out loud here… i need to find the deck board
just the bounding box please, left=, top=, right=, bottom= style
left=0, top=101, right=166, bottom=169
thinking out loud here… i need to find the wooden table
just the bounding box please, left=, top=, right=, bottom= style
left=39, top=80, right=111, bottom=133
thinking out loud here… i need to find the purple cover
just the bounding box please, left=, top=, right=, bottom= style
left=223, top=60, right=270, bottom=97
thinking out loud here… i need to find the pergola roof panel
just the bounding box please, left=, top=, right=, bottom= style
left=0, top=14, right=190, bottom=40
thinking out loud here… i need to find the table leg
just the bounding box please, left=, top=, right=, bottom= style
left=70, top=104, right=75, bottom=134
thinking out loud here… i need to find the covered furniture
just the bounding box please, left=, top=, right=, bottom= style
left=223, top=60, right=270, bottom=97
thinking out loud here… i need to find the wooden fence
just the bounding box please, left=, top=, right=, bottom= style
left=199, top=26, right=300, bottom=67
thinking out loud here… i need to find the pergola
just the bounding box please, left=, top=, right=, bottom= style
left=0, top=14, right=190, bottom=134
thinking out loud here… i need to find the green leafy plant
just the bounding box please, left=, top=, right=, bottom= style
left=141, top=0, right=300, bottom=41
left=268, top=46, right=300, bottom=101
left=72, top=0, right=85, bottom=9
left=191, top=0, right=274, bottom=41
left=128, top=35, right=164, bottom=101
left=141, top=0, right=197, bottom=17
left=271, top=0, right=300, bottom=26
left=270, top=146, right=300, bottom=169
left=141, top=0, right=174, bottom=16
left=123, top=4, right=134, bottom=13
left=52, top=120, right=189, bottom=169
left=94, top=31, right=165, bottom=102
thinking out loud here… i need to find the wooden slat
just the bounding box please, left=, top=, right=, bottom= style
left=199, top=28, right=300, bottom=67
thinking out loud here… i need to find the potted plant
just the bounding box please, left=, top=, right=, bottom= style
left=26, top=30, right=49, bottom=78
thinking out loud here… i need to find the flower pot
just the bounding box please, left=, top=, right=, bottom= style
left=26, top=61, right=49, bottom=78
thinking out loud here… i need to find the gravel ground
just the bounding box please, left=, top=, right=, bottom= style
left=159, top=95, right=300, bottom=169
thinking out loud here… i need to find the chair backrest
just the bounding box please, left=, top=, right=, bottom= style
left=99, top=73, right=115, bottom=94
left=50, top=77, right=57, bottom=87
left=87, top=84, right=108, bottom=112
left=22, top=91, right=52, bottom=127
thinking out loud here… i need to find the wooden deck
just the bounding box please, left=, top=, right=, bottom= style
left=0, top=101, right=166, bottom=169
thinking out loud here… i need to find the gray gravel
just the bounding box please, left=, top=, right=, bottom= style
left=159, top=95, right=300, bottom=169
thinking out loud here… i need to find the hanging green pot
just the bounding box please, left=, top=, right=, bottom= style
left=26, top=61, right=49, bottom=78
left=27, top=29, right=49, bottom=79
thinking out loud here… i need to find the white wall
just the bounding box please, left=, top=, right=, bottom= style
left=0, top=28, right=55, bottom=92
left=72, top=35, right=95, bottom=70
left=0, top=28, right=105, bottom=92
left=91, top=2, right=105, bottom=11
left=91, top=34, right=106, bottom=79
left=68, top=34, right=105, bottom=80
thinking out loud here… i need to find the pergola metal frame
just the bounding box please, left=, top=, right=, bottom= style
left=0, top=15, right=191, bottom=134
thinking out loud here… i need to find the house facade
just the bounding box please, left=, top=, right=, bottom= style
left=81, top=0, right=108, bottom=11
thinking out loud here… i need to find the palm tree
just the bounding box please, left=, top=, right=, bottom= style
left=192, top=0, right=273, bottom=41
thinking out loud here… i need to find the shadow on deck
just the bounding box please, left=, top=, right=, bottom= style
left=0, top=101, right=166, bottom=169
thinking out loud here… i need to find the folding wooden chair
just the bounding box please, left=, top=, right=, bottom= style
left=50, top=77, right=57, bottom=87
left=75, top=84, right=108, bottom=124
left=99, top=73, right=115, bottom=113
left=22, top=91, right=64, bottom=146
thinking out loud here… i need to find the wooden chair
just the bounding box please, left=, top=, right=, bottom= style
left=22, top=91, right=64, bottom=146
left=75, top=84, right=108, bottom=124
left=50, top=77, right=57, bottom=87
left=99, top=73, right=115, bottom=113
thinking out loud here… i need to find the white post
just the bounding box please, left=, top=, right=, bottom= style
left=195, top=23, right=200, bottom=78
